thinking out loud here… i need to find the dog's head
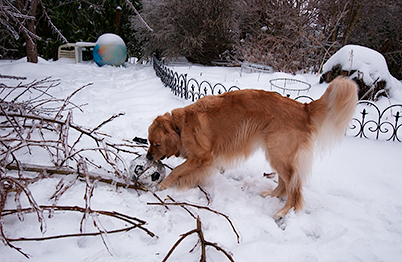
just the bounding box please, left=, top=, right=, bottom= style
left=146, top=113, right=181, bottom=161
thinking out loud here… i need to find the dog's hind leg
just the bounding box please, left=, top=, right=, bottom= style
left=263, top=153, right=305, bottom=221
left=261, top=176, right=286, bottom=198
left=274, top=177, right=304, bottom=221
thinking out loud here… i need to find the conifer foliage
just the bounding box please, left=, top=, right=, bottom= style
left=1, top=0, right=141, bottom=61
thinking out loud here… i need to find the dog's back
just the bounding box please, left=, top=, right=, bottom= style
left=183, top=89, right=313, bottom=165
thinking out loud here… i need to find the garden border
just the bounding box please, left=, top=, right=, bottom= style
left=153, top=56, right=401, bottom=142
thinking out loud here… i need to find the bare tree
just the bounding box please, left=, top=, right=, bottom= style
left=237, top=0, right=326, bottom=73
left=347, top=0, right=402, bottom=79
left=236, top=0, right=390, bottom=74
left=1, top=0, right=67, bottom=62
left=133, top=0, right=243, bottom=65
left=1, top=0, right=41, bottom=62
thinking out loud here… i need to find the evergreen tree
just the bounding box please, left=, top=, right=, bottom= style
left=1, top=0, right=142, bottom=61
left=38, top=0, right=142, bottom=61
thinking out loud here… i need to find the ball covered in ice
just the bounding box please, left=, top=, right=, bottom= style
left=93, top=33, right=127, bottom=66
left=129, top=155, right=166, bottom=187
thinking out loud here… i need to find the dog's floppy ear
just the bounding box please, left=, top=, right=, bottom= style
left=159, top=113, right=181, bottom=158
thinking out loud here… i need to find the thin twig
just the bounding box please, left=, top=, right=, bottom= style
left=162, top=216, right=234, bottom=262
left=167, top=195, right=196, bottom=219
left=55, top=83, right=91, bottom=119
left=148, top=200, right=240, bottom=243
left=1, top=177, right=46, bottom=234
left=7, top=225, right=138, bottom=242
left=198, top=186, right=211, bottom=205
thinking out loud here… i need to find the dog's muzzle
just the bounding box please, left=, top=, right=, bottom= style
left=146, top=152, right=166, bottom=161
left=146, top=152, right=154, bottom=161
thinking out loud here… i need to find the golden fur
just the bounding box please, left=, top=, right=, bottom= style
left=147, top=76, right=358, bottom=220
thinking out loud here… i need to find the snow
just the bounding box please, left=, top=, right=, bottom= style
left=1, top=57, right=402, bottom=262
left=96, top=33, right=126, bottom=46
left=322, top=45, right=402, bottom=93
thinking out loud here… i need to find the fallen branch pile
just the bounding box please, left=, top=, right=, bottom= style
left=0, top=76, right=239, bottom=261
left=0, top=76, right=148, bottom=257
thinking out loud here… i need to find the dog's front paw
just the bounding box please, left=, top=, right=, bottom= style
left=260, top=190, right=273, bottom=198
left=157, top=182, right=168, bottom=191
left=157, top=178, right=174, bottom=190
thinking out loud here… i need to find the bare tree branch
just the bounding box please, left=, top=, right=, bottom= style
left=162, top=216, right=235, bottom=262
left=125, top=0, right=153, bottom=32
left=148, top=196, right=240, bottom=244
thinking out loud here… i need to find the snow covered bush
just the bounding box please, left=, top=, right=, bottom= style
left=320, top=45, right=402, bottom=100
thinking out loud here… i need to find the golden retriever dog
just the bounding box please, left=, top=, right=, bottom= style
left=147, top=76, right=358, bottom=221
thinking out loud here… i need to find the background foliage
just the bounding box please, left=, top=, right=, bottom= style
left=134, top=0, right=402, bottom=78
left=1, top=0, right=401, bottom=79
left=1, top=0, right=142, bottom=61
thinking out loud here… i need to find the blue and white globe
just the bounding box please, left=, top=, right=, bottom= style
left=93, top=33, right=127, bottom=66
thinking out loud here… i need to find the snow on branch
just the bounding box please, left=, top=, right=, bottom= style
left=39, top=3, right=68, bottom=43
left=125, top=0, right=153, bottom=32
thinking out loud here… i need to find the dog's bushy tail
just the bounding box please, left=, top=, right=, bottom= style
left=309, top=76, right=358, bottom=153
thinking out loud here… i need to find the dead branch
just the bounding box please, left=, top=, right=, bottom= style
left=79, top=159, right=97, bottom=234
left=148, top=197, right=240, bottom=243
left=162, top=216, right=234, bottom=262
left=1, top=76, right=239, bottom=260
left=198, top=185, right=211, bottom=205
left=1, top=111, right=140, bottom=163
left=0, top=74, right=27, bottom=80
left=6, top=225, right=139, bottom=242
left=5, top=162, right=146, bottom=190
left=2, top=205, right=155, bottom=241
left=1, top=177, right=46, bottom=233
left=166, top=195, right=196, bottom=219
left=152, top=192, right=170, bottom=210
left=0, top=77, right=147, bottom=257
left=55, top=83, right=91, bottom=119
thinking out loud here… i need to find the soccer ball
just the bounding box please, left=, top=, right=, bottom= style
left=129, top=155, right=166, bottom=187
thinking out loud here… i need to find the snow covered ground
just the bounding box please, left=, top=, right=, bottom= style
left=1, top=57, right=402, bottom=262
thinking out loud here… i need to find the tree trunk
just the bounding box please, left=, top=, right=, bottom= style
left=17, top=0, right=39, bottom=63
left=24, top=19, right=38, bottom=63
left=342, top=0, right=364, bottom=45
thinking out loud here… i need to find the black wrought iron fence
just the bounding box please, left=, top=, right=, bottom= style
left=153, top=56, right=240, bottom=102
left=348, top=101, right=402, bottom=142
left=152, top=56, right=402, bottom=142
